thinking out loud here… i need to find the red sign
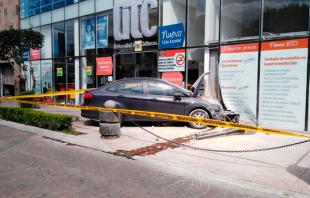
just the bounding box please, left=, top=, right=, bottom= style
left=96, top=57, right=113, bottom=76
left=30, top=48, right=41, bottom=60
left=161, top=72, right=183, bottom=87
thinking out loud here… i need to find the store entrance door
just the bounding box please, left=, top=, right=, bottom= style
left=115, top=52, right=158, bottom=80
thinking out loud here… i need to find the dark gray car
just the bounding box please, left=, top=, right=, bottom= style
left=81, top=72, right=224, bottom=129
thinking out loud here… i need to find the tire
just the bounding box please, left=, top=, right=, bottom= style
left=119, top=114, right=124, bottom=126
left=188, top=109, right=209, bottom=129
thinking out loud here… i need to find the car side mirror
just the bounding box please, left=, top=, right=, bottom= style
left=174, top=93, right=182, bottom=101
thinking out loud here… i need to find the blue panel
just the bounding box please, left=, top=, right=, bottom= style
left=158, top=23, right=185, bottom=50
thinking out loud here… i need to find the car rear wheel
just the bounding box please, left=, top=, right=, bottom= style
left=188, top=109, right=209, bottom=129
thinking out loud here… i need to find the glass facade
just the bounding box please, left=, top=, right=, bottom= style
left=18, top=0, right=310, bottom=131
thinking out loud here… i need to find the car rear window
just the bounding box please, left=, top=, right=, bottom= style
left=106, top=84, right=119, bottom=92
left=117, top=82, right=143, bottom=94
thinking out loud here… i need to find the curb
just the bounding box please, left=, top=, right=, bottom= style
left=0, top=119, right=115, bottom=153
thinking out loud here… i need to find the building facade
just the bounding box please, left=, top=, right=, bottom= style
left=0, top=0, right=20, bottom=97
left=19, top=0, right=310, bottom=132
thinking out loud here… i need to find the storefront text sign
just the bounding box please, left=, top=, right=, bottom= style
left=259, top=38, right=308, bottom=131
left=158, top=49, right=185, bottom=72
left=219, top=43, right=259, bottom=121
left=161, top=72, right=183, bottom=87
left=113, top=0, right=157, bottom=41
left=30, top=48, right=40, bottom=60
left=96, top=57, right=113, bottom=76
left=159, top=23, right=185, bottom=49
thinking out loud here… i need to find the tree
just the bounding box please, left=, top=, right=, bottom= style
left=0, top=25, right=45, bottom=91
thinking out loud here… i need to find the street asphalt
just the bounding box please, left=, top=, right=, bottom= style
left=0, top=100, right=310, bottom=197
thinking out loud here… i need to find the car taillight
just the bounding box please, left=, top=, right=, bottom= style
left=83, top=92, right=93, bottom=99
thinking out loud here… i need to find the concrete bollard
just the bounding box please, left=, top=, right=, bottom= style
left=99, top=100, right=121, bottom=139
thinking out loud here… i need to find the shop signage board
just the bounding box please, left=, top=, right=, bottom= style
left=97, top=14, right=108, bottom=48
left=219, top=43, right=259, bottom=121
left=113, top=0, right=157, bottom=41
left=158, top=49, right=185, bottom=72
left=259, top=38, right=308, bottom=131
left=30, top=48, right=40, bottom=60
left=96, top=57, right=113, bottom=76
left=85, top=66, right=92, bottom=76
left=161, top=72, right=183, bottom=87
left=158, top=23, right=185, bottom=49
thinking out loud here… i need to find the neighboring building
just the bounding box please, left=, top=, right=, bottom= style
left=0, top=0, right=20, bottom=97
left=19, top=0, right=310, bottom=132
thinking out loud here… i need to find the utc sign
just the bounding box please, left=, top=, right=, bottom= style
left=113, top=0, right=158, bottom=41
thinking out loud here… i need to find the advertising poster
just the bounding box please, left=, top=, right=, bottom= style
left=219, top=43, right=259, bottom=121
left=25, top=61, right=41, bottom=94
left=96, top=57, right=113, bottom=76
left=158, top=49, right=185, bottom=72
left=97, top=14, right=108, bottom=48
left=41, top=60, right=53, bottom=102
left=158, top=23, right=185, bottom=49
left=82, top=18, right=95, bottom=49
left=259, top=38, right=308, bottom=131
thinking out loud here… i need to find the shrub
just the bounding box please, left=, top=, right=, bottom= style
left=0, top=107, right=73, bottom=131
left=17, top=90, right=37, bottom=108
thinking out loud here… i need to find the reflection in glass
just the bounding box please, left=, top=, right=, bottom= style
left=221, top=0, right=260, bottom=41
left=52, top=22, right=65, bottom=58
left=187, top=0, right=220, bottom=46
left=66, top=19, right=75, bottom=56
left=263, top=0, right=309, bottom=38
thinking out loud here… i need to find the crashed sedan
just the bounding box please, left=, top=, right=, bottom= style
left=81, top=72, right=224, bottom=129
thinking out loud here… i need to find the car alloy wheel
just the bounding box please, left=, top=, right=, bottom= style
left=188, top=109, right=209, bottom=129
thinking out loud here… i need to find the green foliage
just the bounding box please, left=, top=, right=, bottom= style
left=0, top=107, right=74, bottom=132
left=0, top=25, right=45, bottom=66
left=17, top=90, right=37, bottom=108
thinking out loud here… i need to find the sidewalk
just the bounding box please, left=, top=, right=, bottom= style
left=1, top=101, right=310, bottom=197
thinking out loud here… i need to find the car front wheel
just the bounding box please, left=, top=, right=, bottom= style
left=188, top=109, right=209, bottom=129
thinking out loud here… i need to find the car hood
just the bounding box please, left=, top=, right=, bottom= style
left=189, top=71, right=211, bottom=98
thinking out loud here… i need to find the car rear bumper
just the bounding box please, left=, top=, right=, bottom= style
left=81, top=110, right=99, bottom=120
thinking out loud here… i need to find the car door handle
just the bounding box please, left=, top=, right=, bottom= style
left=117, top=95, right=126, bottom=98
left=150, top=98, right=159, bottom=101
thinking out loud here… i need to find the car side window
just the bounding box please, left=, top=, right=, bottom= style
left=146, top=81, right=176, bottom=96
left=117, top=81, right=143, bottom=94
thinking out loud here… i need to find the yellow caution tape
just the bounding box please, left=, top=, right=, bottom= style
left=1, top=98, right=309, bottom=139
left=1, top=89, right=86, bottom=99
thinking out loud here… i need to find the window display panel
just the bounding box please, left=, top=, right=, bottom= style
left=81, top=56, right=96, bottom=90
left=66, top=19, right=76, bottom=57
left=30, top=0, right=40, bottom=16
left=20, top=0, right=30, bottom=19
left=160, top=0, right=186, bottom=26
left=263, top=0, right=309, bottom=39
left=41, top=0, right=52, bottom=13
left=187, top=0, right=220, bottom=46
left=53, top=0, right=64, bottom=10
left=41, top=25, right=52, bottom=59
left=54, top=59, right=66, bottom=103
left=52, top=22, right=65, bottom=58
left=221, top=0, right=260, bottom=42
